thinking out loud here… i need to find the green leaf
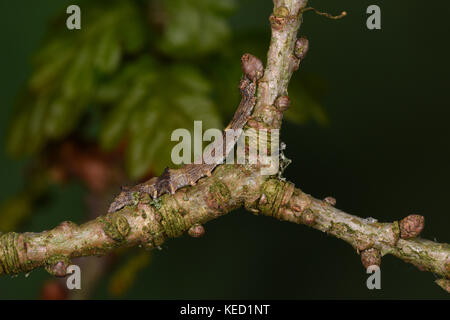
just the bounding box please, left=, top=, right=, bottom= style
left=29, top=41, right=74, bottom=91
left=96, top=57, right=156, bottom=104
left=100, top=81, right=150, bottom=150
left=126, top=103, right=161, bottom=178
left=171, top=65, right=211, bottom=94
left=44, top=98, right=69, bottom=138
left=27, top=95, right=50, bottom=153
left=174, top=94, right=221, bottom=129
left=94, top=30, right=122, bottom=74
left=61, top=47, right=92, bottom=99
left=198, top=13, right=230, bottom=53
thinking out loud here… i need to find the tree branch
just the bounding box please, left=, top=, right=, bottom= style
left=1, top=0, right=449, bottom=293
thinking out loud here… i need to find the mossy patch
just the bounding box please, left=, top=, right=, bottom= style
left=101, top=213, right=131, bottom=242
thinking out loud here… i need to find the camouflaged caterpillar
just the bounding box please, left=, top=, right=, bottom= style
left=108, top=53, right=264, bottom=213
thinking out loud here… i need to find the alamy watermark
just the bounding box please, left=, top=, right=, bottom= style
left=66, top=264, right=81, bottom=290
left=366, top=5, right=381, bottom=30
left=366, top=265, right=381, bottom=290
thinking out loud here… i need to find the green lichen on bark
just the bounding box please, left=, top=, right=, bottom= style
left=100, top=213, right=131, bottom=242
left=257, top=179, right=289, bottom=217
left=208, top=178, right=232, bottom=212
left=156, top=196, right=187, bottom=238
left=0, top=232, right=22, bottom=274
left=435, top=278, right=450, bottom=293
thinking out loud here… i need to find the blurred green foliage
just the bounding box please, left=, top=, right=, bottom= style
left=98, top=57, right=222, bottom=177
left=7, top=1, right=147, bottom=157
left=5, top=0, right=325, bottom=180
left=157, top=0, right=236, bottom=56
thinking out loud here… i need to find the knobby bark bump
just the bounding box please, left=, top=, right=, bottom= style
left=0, top=0, right=449, bottom=294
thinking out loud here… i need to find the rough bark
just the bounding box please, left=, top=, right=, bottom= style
left=0, top=0, right=448, bottom=293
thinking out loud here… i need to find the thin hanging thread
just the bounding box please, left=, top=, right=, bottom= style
left=302, top=7, right=347, bottom=20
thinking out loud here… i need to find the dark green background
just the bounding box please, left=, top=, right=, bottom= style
left=0, top=0, right=449, bottom=299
